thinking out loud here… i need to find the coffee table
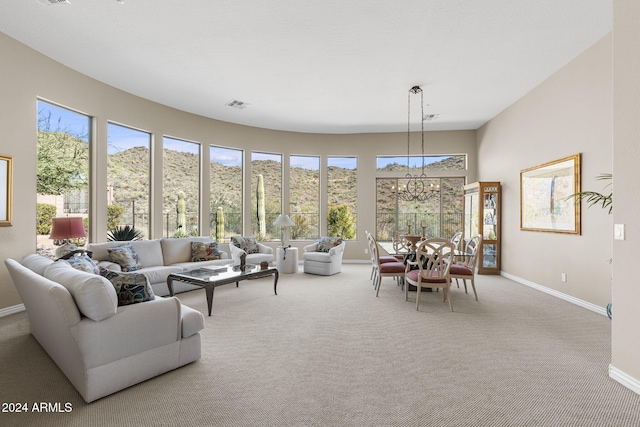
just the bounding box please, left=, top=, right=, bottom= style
left=167, top=264, right=279, bottom=316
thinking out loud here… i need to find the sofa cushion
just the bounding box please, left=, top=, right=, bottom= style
left=134, top=265, right=184, bottom=286
left=107, top=244, right=141, bottom=272
left=128, top=240, right=165, bottom=268
left=317, top=236, right=343, bottom=253
left=191, top=241, right=220, bottom=261
left=100, top=269, right=155, bottom=306
left=66, top=254, right=100, bottom=275
left=21, top=253, right=54, bottom=275
left=304, top=251, right=335, bottom=263
left=43, top=261, right=118, bottom=321
left=161, top=236, right=214, bottom=265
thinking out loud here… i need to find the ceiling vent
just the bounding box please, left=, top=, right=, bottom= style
left=225, top=100, right=248, bottom=110
left=37, top=0, right=70, bottom=5
left=424, top=114, right=441, bottom=121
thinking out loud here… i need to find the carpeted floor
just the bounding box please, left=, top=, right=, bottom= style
left=1, top=264, right=639, bottom=426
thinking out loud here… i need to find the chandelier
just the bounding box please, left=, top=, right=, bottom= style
left=396, top=86, right=440, bottom=202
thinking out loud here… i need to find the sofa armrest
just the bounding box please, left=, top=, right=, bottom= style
left=256, top=242, right=273, bottom=254
left=328, top=242, right=346, bottom=256
left=95, top=260, right=122, bottom=272
left=229, top=243, right=245, bottom=264
left=70, top=297, right=182, bottom=368
left=303, top=243, right=319, bottom=253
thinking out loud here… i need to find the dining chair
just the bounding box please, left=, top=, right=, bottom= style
left=449, top=234, right=481, bottom=301
left=368, top=233, right=406, bottom=296
left=405, top=238, right=455, bottom=311
left=450, top=231, right=463, bottom=254
left=366, top=231, right=403, bottom=285
left=392, top=229, right=411, bottom=255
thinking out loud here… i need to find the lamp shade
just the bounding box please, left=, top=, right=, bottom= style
left=49, top=217, right=86, bottom=240
left=273, top=214, right=294, bottom=227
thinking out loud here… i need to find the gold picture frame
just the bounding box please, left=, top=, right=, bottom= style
left=0, top=154, right=13, bottom=226
left=520, top=153, right=581, bottom=234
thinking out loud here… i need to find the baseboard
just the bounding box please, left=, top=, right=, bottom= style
left=0, top=304, right=25, bottom=318
left=500, top=271, right=607, bottom=317
left=609, top=364, right=640, bottom=395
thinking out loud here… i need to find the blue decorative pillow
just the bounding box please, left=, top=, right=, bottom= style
left=317, top=236, right=343, bottom=253
left=191, top=241, right=220, bottom=261
left=65, top=254, right=100, bottom=275
left=107, top=244, right=141, bottom=272
left=231, top=236, right=247, bottom=251
left=100, top=268, right=155, bottom=306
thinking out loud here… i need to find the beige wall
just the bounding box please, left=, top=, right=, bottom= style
left=477, top=34, right=613, bottom=307
left=612, top=0, right=640, bottom=385
left=0, top=32, right=476, bottom=310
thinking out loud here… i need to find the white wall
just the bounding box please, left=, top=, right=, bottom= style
left=477, top=34, right=613, bottom=307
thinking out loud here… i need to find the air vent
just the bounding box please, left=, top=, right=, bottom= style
left=37, top=0, right=70, bottom=5
left=225, top=100, right=248, bottom=110
left=424, top=114, right=441, bottom=121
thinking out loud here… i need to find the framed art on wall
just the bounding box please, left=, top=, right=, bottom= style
left=520, top=153, right=581, bottom=234
left=0, top=154, right=13, bottom=226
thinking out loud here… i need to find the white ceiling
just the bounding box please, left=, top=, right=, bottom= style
left=0, top=0, right=611, bottom=134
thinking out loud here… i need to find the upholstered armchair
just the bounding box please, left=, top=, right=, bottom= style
left=303, top=237, right=346, bottom=275
left=229, top=236, right=274, bottom=265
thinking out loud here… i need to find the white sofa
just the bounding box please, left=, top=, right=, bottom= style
left=87, top=236, right=232, bottom=296
left=5, top=254, right=205, bottom=403
left=303, top=240, right=346, bottom=275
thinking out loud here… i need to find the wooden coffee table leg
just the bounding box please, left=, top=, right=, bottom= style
left=205, top=285, right=215, bottom=316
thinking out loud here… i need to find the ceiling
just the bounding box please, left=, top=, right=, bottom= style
left=0, top=0, right=611, bottom=134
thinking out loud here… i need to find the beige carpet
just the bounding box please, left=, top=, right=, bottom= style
left=1, top=264, right=639, bottom=427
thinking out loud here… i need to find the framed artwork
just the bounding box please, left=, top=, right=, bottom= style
left=520, top=153, right=581, bottom=234
left=0, top=154, right=12, bottom=226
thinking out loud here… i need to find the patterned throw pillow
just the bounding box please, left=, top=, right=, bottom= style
left=107, top=244, right=141, bottom=272
left=243, top=236, right=259, bottom=254
left=231, top=236, right=247, bottom=251
left=317, top=236, right=343, bottom=253
left=191, top=241, right=220, bottom=262
left=100, top=268, right=155, bottom=306
left=65, top=254, right=100, bottom=275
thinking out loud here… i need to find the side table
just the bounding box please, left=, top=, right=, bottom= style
left=276, top=246, right=298, bottom=274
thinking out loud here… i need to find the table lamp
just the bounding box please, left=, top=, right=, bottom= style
left=273, top=214, right=294, bottom=247
left=49, top=217, right=86, bottom=258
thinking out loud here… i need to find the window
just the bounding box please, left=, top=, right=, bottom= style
left=210, top=145, right=243, bottom=242
left=376, top=177, right=465, bottom=242
left=376, top=155, right=466, bottom=171
left=290, top=155, right=320, bottom=240
left=327, top=156, right=357, bottom=239
left=163, top=137, right=200, bottom=237
left=251, top=152, right=282, bottom=240
left=107, top=123, right=151, bottom=239
left=36, top=100, right=91, bottom=257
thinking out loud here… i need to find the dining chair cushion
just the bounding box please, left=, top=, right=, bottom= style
left=379, top=262, right=405, bottom=274
left=406, top=269, right=448, bottom=283
left=450, top=264, right=473, bottom=276
left=379, top=255, right=400, bottom=264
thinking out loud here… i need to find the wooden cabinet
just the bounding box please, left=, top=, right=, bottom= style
left=463, top=182, right=501, bottom=274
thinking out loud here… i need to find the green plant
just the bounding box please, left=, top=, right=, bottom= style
left=327, top=204, right=356, bottom=239
left=36, top=203, right=57, bottom=235
left=256, top=174, right=266, bottom=239
left=177, top=191, right=186, bottom=230
left=107, top=225, right=144, bottom=241
left=568, top=173, right=612, bottom=214
left=107, top=204, right=125, bottom=230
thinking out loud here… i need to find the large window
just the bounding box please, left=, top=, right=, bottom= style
left=290, top=155, right=320, bottom=240
left=251, top=152, right=282, bottom=240
left=327, top=156, right=357, bottom=239
left=376, top=177, right=465, bottom=242
left=163, top=137, right=200, bottom=237
left=36, top=100, right=91, bottom=257
left=210, top=145, right=243, bottom=242
left=107, top=123, right=151, bottom=239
